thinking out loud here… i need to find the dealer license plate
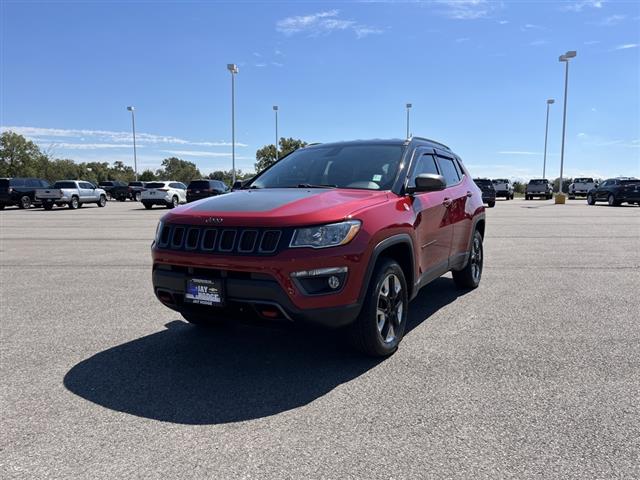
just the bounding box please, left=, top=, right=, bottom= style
left=184, top=278, right=224, bottom=306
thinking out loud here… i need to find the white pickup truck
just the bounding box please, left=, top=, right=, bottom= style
left=568, top=177, right=597, bottom=199
left=36, top=180, right=107, bottom=210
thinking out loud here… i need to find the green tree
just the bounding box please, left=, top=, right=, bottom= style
left=255, top=137, right=307, bottom=173
left=0, top=131, right=47, bottom=177
left=207, top=169, right=254, bottom=187
left=155, top=157, right=202, bottom=184
left=512, top=181, right=526, bottom=194
left=552, top=177, right=573, bottom=193
left=139, top=169, right=157, bottom=182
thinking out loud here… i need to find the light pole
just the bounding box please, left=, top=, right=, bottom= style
left=558, top=50, right=576, bottom=195
left=273, top=105, right=279, bottom=160
left=543, top=99, right=554, bottom=179
left=227, top=64, right=239, bottom=185
left=406, top=103, right=412, bottom=138
left=126, top=106, right=138, bottom=181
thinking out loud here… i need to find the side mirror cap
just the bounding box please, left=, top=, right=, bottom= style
left=408, top=174, right=446, bottom=194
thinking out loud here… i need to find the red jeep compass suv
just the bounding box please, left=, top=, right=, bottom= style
left=151, top=138, right=485, bottom=356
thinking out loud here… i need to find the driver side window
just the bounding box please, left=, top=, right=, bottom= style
left=409, top=153, right=439, bottom=187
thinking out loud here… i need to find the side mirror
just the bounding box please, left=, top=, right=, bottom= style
left=409, top=174, right=446, bottom=194
left=232, top=180, right=244, bottom=190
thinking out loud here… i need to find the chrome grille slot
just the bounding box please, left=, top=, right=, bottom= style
left=201, top=229, right=217, bottom=251
left=259, top=230, right=281, bottom=253
left=238, top=230, right=258, bottom=253
left=171, top=226, right=185, bottom=249
left=218, top=230, right=237, bottom=252
left=185, top=228, right=200, bottom=250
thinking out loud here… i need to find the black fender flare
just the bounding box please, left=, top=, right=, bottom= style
left=358, top=233, right=416, bottom=303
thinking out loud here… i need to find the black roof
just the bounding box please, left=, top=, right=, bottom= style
left=304, top=137, right=452, bottom=152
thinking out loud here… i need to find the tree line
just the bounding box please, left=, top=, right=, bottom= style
left=0, top=131, right=308, bottom=186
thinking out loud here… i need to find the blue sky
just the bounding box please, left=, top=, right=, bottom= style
left=1, top=0, right=639, bottom=180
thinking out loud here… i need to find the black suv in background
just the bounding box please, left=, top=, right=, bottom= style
left=128, top=181, right=146, bottom=201
left=0, top=177, right=50, bottom=209
left=98, top=180, right=128, bottom=200
left=473, top=179, right=496, bottom=208
left=587, top=177, right=640, bottom=206
left=186, top=179, right=229, bottom=203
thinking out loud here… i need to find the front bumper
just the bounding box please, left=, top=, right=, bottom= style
left=526, top=191, right=550, bottom=197
left=495, top=190, right=511, bottom=198
left=152, top=265, right=361, bottom=327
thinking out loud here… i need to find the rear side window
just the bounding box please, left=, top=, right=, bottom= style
left=11, top=178, right=26, bottom=187
left=79, top=182, right=94, bottom=189
left=188, top=180, right=212, bottom=189
left=26, top=179, right=40, bottom=188
left=53, top=181, right=77, bottom=189
left=436, top=157, right=460, bottom=186
left=145, top=182, right=166, bottom=189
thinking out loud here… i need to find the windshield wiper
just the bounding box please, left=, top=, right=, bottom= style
left=297, top=183, right=337, bottom=189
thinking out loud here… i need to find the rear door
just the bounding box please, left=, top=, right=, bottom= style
left=435, top=153, right=470, bottom=263
left=407, top=148, right=452, bottom=276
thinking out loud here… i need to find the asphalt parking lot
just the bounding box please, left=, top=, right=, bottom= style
left=1, top=198, right=639, bottom=479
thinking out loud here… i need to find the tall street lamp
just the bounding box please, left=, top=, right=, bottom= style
left=558, top=50, right=576, bottom=195
left=406, top=103, right=412, bottom=138
left=126, top=106, right=138, bottom=181
left=227, top=64, right=239, bottom=185
left=543, top=99, right=554, bottom=179
left=273, top=105, right=279, bottom=160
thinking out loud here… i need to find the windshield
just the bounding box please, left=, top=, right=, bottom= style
left=493, top=179, right=508, bottom=184
left=249, top=144, right=404, bottom=190
left=574, top=178, right=593, bottom=183
left=53, top=181, right=77, bottom=189
left=145, top=182, right=166, bottom=189
left=529, top=179, right=548, bottom=185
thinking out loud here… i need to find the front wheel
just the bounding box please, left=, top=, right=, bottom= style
left=452, top=230, right=484, bottom=290
left=97, top=195, right=107, bottom=207
left=587, top=194, right=596, bottom=205
left=167, top=196, right=178, bottom=209
left=488, top=201, right=495, bottom=208
left=18, top=195, right=31, bottom=209
left=608, top=194, right=619, bottom=206
left=349, top=258, right=408, bottom=357
left=134, top=192, right=141, bottom=202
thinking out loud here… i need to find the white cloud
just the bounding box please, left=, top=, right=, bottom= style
left=162, top=150, right=232, bottom=158
left=456, top=37, right=471, bottom=43
left=561, top=1, right=604, bottom=12
left=254, top=63, right=267, bottom=67
left=433, top=0, right=496, bottom=20
left=529, top=39, right=549, bottom=46
left=271, top=61, right=284, bottom=67
left=597, top=14, right=626, bottom=26
left=584, top=40, right=601, bottom=45
left=498, top=20, right=509, bottom=25
left=613, top=43, right=638, bottom=50
left=39, top=142, right=135, bottom=150
left=521, top=23, right=545, bottom=30
left=276, top=10, right=383, bottom=38
left=0, top=126, right=248, bottom=148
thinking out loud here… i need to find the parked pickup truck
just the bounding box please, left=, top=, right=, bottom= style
left=568, top=178, right=597, bottom=199
left=36, top=180, right=108, bottom=210
left=525, top=179, right=553, bottom=200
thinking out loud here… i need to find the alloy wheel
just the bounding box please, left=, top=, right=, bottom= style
left=470, top=235, right=483, bottom=283
left=376, top=274, right=403, bottom=344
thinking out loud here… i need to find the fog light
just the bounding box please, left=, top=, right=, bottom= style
left=290, top=267, right=348, bottom=295
left=328, top=275, right=340, bottom=289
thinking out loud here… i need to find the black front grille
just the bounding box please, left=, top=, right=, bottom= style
left=157, top=224, right=286, bottom=255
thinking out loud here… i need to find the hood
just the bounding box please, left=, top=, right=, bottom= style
left=164, top=188, right=389, bottom=227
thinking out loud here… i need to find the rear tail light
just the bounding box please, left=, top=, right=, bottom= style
left=158, top=188, right=169, bottom=192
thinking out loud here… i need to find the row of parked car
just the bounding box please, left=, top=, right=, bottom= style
left=0, top=177, right=231, bottom=210
left=471, top=176, right=639, bottom=207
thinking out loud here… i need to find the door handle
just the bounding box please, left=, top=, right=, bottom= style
left=466, top=191, right=473, bottom=198
left=442, top=198, right=452, bottom=207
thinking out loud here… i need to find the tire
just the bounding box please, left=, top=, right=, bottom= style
left=510, top=193, right=514, bottom=200
left=488, top=201, right=495, bottom=208
left=97, top=195, right=107, bottom=207
left=608, top=194, right=620, bottom=206
left=68, top=196, right=79, bottom=209
left=349, top=258, right=408, bottom=357
left=43, top=203, right=54, bottom=210
left=143, top=202, right=153, bottom=210
left=452, top=230, right=484, bottom=290
left=181, top=312, right=223, bottom=327
left=587, top=193, right=596, bottom=205
left=568, top=195, right=575, bottom=200
left=117, top=196, right=126, bottom=202
left=18, top=195, right=31, bottom=209
left=134, top=192, right=141, bottom=202
left=167, top=196, right=179, bottom=209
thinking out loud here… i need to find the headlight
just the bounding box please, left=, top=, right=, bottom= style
left=154, top=220, right=164, bottom=244
left=290, top=220, right=361, bottom=249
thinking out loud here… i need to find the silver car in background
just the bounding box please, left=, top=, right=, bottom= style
left=36, top=180, right=107, bottom=210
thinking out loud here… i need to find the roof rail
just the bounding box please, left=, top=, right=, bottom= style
left=410, top=136, right=451, bottom=151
